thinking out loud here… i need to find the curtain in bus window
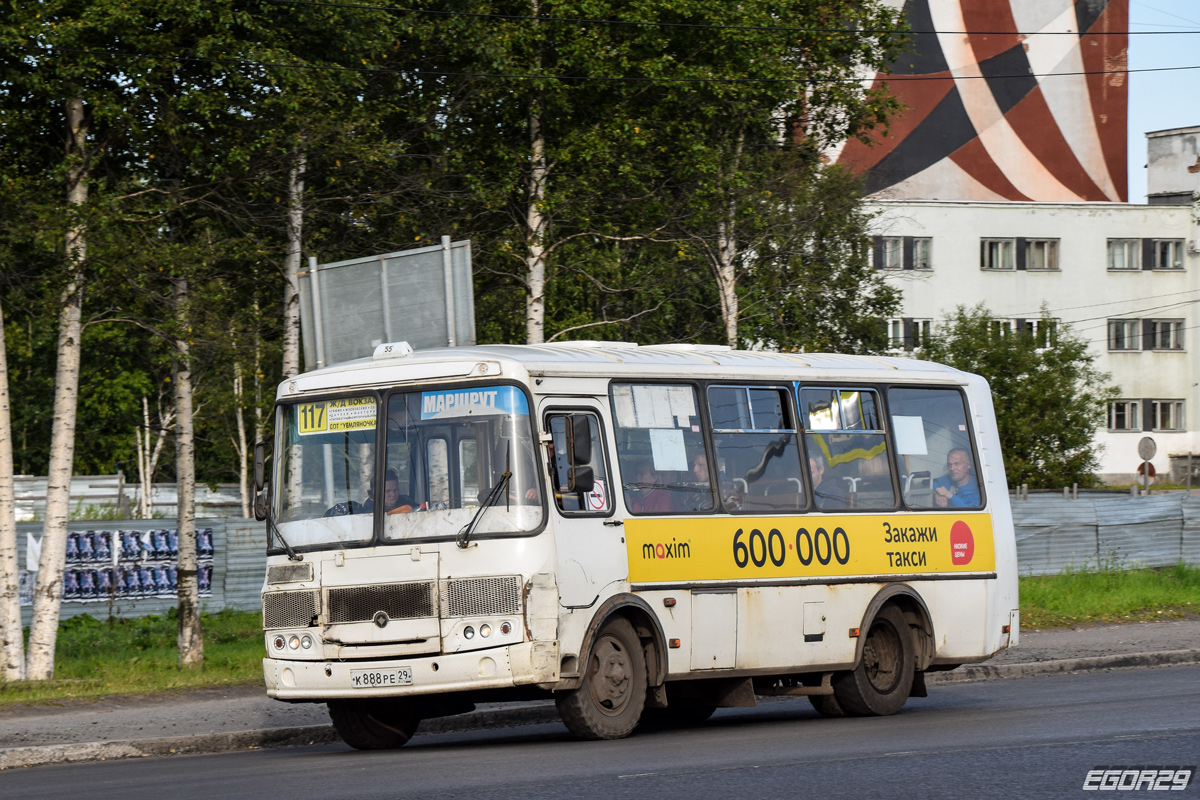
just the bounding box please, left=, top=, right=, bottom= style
left=799, top=388, right=896, bottom=511
left=611, top=384, right=713, bottom=514
left=887, top=387, right=983, bottom=510
left=708, top=386, right=806, bottom=513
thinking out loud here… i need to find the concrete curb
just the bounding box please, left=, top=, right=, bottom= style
left=4, top=651, right=1199, bottom=771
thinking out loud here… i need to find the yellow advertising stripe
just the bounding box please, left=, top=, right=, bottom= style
left=625, top=513, right=995, bottom=584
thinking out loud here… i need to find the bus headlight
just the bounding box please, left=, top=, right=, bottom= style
left=288, top=635, right=300, bottom=650
left=479, top=624, right=492, bottom=638
left=463, top=626, right=475, bottom=639
left=300, top=635, right=313, bottom=649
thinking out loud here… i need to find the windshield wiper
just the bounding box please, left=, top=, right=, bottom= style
left=457, top=448, right=511, bottom=549
left=265, top=504, right=302, bottom=562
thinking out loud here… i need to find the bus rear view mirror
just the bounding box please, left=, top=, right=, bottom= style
left=567, top=465, right=594, bottom=494
left=567, top=415, right=592, bottom=465
left=254, top=441, right=269, bottom=492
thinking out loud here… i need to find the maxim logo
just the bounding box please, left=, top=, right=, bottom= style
left=642, top=539, right=691, bottom=560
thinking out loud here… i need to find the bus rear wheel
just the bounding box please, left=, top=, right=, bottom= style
left=556, top=617, right=647, bottom=740
left=328, top=698, right=420, bottom=750
left=831, top=605, right=914, bottom=717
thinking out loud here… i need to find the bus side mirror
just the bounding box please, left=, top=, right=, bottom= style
left=254, top=489, right=270, bottom=522
left=254, top=441, right=269, bottom=492
left=567, top=465, right=594, bottom=494
left=566, top=415, right=591, bottom=466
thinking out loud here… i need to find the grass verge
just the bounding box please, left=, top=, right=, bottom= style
left=1020, top=562, right=1200, bottom=628
left=2, top=565, right=1198, bottom=706
left=0, top=609, right=263, bottom=707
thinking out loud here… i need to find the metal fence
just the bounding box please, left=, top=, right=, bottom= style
left=13, top=493, right=1200, bottom=624
left=16, top=518, right=265, bottom=626
left=1013, top=493, right=1200, bottom=575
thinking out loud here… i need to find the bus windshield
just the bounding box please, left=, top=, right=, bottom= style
left=273, top=385, right=543, bottom=549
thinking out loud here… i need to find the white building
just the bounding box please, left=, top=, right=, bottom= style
left=869, top=127, right=1200, bottom=483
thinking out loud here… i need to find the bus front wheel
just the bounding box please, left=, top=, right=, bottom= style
left=831, top=605, right=914, bottom=716
left=556, top=617, right=647, bottom=740
left=328, top=698, right=420, bottom=750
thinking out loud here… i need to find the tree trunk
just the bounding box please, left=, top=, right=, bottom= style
left=135, top=394, right=174, bottom=519
left=715, top=214, right=739, bottom=348
left=0, top=299, right=24, bottom=681
left=26, top=96, right=90, bottom=680
left=713, top=129, right=746, bottom=349
left=232, top=357, right=251, bottom=518
left=172, top=277, right=203, bottom=669
left=281, top=148, right=305, bottom=378
left=525, top=99, right=548, bottom=345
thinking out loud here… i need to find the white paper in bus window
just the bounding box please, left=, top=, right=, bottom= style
left=892, top=416, right=928, bottom=455
left=666, top=386, right=697, bottom=427
left=612, top=385, right=637, bottom=428
left=649, top=428, right=688, bottom=471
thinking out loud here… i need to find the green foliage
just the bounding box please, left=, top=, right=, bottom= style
left=1020, top=562, right=1200, bottom=628
left=920, top=305, right=1117, bottom=489
left=0, top=0, right=907, bottom=487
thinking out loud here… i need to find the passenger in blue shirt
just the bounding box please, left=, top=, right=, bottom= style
left=933, top=448, right=980, bottom=508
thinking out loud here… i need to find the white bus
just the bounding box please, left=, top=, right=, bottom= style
left=257, top=341, right=1018, bottom=748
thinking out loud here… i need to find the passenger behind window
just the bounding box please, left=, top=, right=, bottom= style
left=808, top=451, right=849, bottom=510
left=629, top=461, right=674, bottom=513
left=933, top=448, right=981, bottom=508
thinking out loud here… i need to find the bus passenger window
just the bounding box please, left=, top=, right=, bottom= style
left=546, top=413, right=611, bottom=514
left=887, top=387, right=984, bottom=510
left=610, top=384, right=714, bottom=514
left=708, top=386, right=805, bottom=513
left=799, top=388, right=897, bottom=511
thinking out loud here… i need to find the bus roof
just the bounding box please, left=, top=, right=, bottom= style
left=281, top=342, right=974, bottom=399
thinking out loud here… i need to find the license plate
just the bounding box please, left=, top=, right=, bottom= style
left=350, top=667, right=413, bottom=688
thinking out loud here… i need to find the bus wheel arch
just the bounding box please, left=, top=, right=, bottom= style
left=823, top=586, right=935, bottom=717
left=856, top=585, right=936, bottom=673
left=561, top=593, right=668, bottom=691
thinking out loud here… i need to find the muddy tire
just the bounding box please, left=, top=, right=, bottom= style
left=328, top=698, right=420, bottom=750
left=556, top=617, right=647, bottom=740
left=807, top=692, right=847, bottom=718
left=831, top=605, right=914, bottom=717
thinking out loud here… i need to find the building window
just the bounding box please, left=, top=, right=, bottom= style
left=1024, top=318, right=1057, bottom=348
left=1025, top=239, right=1059, bottom=271
left=1148, top=319, right=1185, bottom=350
left=1152, top=240, right=1185, bottom=271
left=1107, top=320, right=1141, bottom=351
left=1108, top=400, right=1140, bottom=431
left=1148, top=400, right=1184, bottom=432
left=981, top=239, right=1014, bottom=270
left=990, top=319, right=1013, bottom=338
left=913, top=238, right=932, bottom=269
left=881, top=237, right=902, bottom=270
left=886, top=318, right=933, bottom=351
left=1107, top=239, right=1140, bottom=271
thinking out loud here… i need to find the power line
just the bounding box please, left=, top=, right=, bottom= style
left=6, top=43, right=1200, bottom=85
left=264, top=0, right=1200, bottom=37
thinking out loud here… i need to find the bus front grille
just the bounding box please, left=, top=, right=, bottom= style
left=327, top=582, right=435, bottom=624
left=441, top=576, right=522, bottom=617
left=263, top=590, right=319, bottom=629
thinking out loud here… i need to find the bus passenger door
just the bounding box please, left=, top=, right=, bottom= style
left=542, top=403, right=623, bottom=608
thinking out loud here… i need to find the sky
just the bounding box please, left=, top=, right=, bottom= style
left=1126, top=0, right=1200, bottom=202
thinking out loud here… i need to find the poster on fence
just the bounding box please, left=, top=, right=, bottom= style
left=20, top=528, right=214, bottom=605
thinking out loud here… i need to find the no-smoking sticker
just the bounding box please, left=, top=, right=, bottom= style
left=587, top=479, right=607, bottom=511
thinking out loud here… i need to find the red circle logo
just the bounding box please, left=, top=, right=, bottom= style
left=950, top=521, right=974, bottom=566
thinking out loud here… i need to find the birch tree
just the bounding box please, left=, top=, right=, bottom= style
left=0, top=299, right=23, bottom=681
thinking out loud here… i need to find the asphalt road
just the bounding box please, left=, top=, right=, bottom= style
left=3, top=666, right=1197, bottom=800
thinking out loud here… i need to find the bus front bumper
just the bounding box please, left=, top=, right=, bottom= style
left=264, top=640, right=559, bottom=701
